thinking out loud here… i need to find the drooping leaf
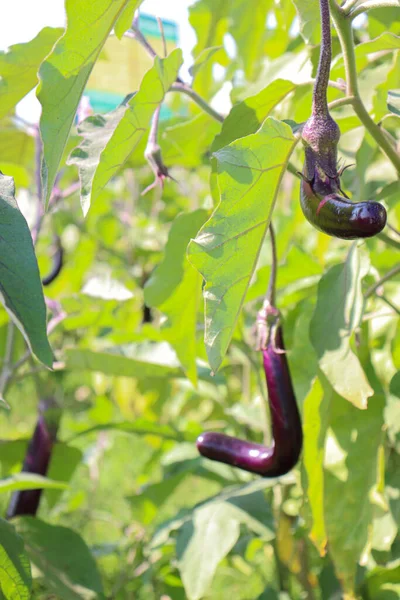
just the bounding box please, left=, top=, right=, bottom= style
left=69, top=418, right=196, bottom=443
left=0, top=518, right=31, bottom=600
left=0, top=474, right=67, bottom=494
left=114, top=0, right=143, bottom=39
left=87, top=49, right=183, bottom=209
left=37, top=0, right=143, bottom=206
left=212, top=79, right=296, bottom=152
left=0, top=175, right=53, bottom=367
left=0, top=27, right=62, bottom=120
left=68, top=96, right=133, bottom=216
left=310, top=244, right=372, bottom=409
left=16, top=517, right=105, bottom=600
left=188, top=118, right=297, bottom=372
left=189, top=46, right=224, bottom=80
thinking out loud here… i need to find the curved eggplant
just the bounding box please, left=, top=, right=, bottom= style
left=197, top=328, right=302, bottom=477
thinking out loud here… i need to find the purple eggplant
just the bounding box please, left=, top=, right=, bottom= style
left=197, top=327, right=302, bottom=477
left=299, top=0, right=386, bottom=239
left=7, top=398, right=60, bottom=518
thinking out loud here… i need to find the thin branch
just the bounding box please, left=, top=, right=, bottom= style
left=0, top=322, right=15, bottom=399
left=364, top=264, right=400, bottom=298
left=328, top=95, right=356, bottom=110
left=169, top=83, right=225, bottom=123
left=266, top=224, right=278, bottom=306
left=380, top=295, right=400, bottom=316
left=156, top=17, right=167, bottom=58
left=377, top=232, right=400, bottom=251
left=349, top=0, right=400, bottom=18
left=127, top=27, right=157, bottom=59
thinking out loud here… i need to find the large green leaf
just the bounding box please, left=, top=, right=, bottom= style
left=144, top=210, right=208, bottom=385
left=37, top=0, right=141, bottom=206
left=16, top=517, right=104, bottom=600
left=323, top=387, right=384, bottom=595
left=310, top=244, right=372, bottom=409
left=68, top=96, right=132, bottom=215
left=0, top=175, right=53, bottom=367
left=0, top=518, right=31, bottom=600
left=188, top=118, right=297, bottom=372
left=176, top=481, right=275, bottom=600
left=87, top=49, right=183, bottom=209
left=0, top=28, right=62, bottom=120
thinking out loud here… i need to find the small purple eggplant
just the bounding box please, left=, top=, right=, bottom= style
left=7, top=398, right=60, bottom=518
left=42, top=237, right=64, bottom=286
left=197, top=328, right=302, bottom=477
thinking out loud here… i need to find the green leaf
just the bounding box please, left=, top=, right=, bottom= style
left=88, top=49, right=183, bottom=209
left=45, top=444, right=82, bottom=509
left=212, top=79, right=296, bottom=152
left=68, top=97, right=132, bottom=216
left=363, top=561, right=400, bottom=599
left=176, top=481, right=275, bottom=600
left=0, top=518, right=31, bottom=600
left=16, top=517, right=105, bottom=600
left=291, top=0, right=320, bottom=45
left=0, top=28, right=62, bottom=120
left=310, top=244, right=373, bottom=409
left=323, top=387, right=384, bottom=594
left=65, top=342, right=183, bottom=379
left=37, top=0, right=141, bottom=207
left=189, top=46, right=224, bottom=80
left=189, top=0, right=229, bottom=96
left=114, top=0, right=143, bottom=39
left=162, top=113, right=221, bottom=168
left=229, top=0, right=273, bottom=80
left=69, top=418, right=195, bottom=443
left=0, top=175, right=53, bottom=367
left=144, top=211, right=208, bottom=385
left=188, top=118, right=297, bottom=372
left=388, top=89, right=400, bottom=116
left=301, top=377, right=329, bottom=555
left=0, top=474, right=67, bottom=494
left=177, top=503, right=241, bottom=600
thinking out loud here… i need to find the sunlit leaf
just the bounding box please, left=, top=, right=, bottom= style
left=291, top=0, right=320, bottom=45
left=0, top=175, right=53, bottom=367
left=0, top=28, right=62, bottom=120
left=87, top=49, right=182, bottom=209
left=188, top=118, right=297, bottom=372
left=310, top=244, right=372, bottom=409
left=37, top=0, right=143, bottom=206
left=0, top=518, right=31, bottom=600
left=114, top=0, right=143, bottom=39
left=0, top=474, right=67, bottom=494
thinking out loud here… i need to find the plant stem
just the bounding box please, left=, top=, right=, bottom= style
left=364, top=264, right=400, bottom=298
left=266, top=224, right=278, bottom=306
left=341, top=0, right=360, bottom=12
left=314, top=0, right=332, bottom=117
left=348, top=0, right=400, bottom=19
left=328, top=95, right=356, bottom=110
left=0, top=322, right=15, bottom=399
left=329, top=0, right=400, bottom=174
left=378, top=231, right=400, bottom=250
left=380, top=295, right=400, bottom=316
left=170, top=83, right=225, bottom=123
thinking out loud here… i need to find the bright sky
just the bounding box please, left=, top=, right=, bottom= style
left=0, top=0, right=199, bottom=121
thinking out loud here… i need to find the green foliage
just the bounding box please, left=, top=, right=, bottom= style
left=0, top=0, right=400, bottom=598
left=0, top=175, right=53, bottom=367
left=0, top=518, right=31, bottom=600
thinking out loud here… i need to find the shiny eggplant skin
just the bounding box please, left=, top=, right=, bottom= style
left=300, top=177, right=387, bottom=240
left=197, top=328, right=302, bottom=477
